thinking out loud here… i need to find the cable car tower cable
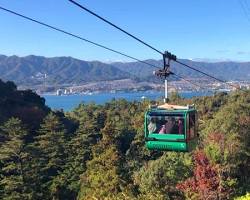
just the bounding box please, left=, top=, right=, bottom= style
left=68, top=0, right=240, bottom=90
left=68, top=0, right=164, bottom=55
left=0, top=5, right=202, bottom=92
left=175, top=60, right=238, bottom=89
left=0, top=5, right=226, bottom=94
left=0, top=6, right=160, bottom=69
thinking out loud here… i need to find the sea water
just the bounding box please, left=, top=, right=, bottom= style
left=43, top=91, right=212, bottom=111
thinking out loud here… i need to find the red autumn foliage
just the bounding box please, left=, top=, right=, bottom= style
left=177, top=150, right=220, bottom=200
left=205, top=132, right=225, bottom=148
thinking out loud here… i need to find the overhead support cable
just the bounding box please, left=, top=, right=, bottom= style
left=175, top=60, right=239, bottom=89
left=0, top=5, right=239, bottom=90
left=238, top=0, right=250, bottom=23
left=172, top=74, right=204, bottom=90
left=68, top=0, right=164, bottom=55
left=0, top=6, right=194, bottom=88
left=68, top=0, right=239, bottom=90
left=0, top=6, right=159, bottom=69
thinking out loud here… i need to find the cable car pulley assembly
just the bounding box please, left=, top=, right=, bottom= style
left=154, top=51, right=176, bottom=102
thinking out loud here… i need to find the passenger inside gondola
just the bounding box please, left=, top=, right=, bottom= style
left=165, top=117, right=176, bottom=134
left=148, top=115, right=184, bottom=134
left=148, top=117, right=157, bottom=133
left=178, top=118, right=184, bottom=134
left=158, top=124, right=166, bottom=134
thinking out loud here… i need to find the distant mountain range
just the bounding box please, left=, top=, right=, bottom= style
left=0, top=55, right=249, bottom=87
left=113, top=59, right=250, bottom=81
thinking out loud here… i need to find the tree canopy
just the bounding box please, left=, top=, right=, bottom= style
left=0, top=79, right=249, bottom=199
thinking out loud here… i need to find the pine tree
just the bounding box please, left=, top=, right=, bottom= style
left=60, top=104, right=104, bottom=199
left=78, top=120, right=133, bottom=200
left=0, top=118, right=32, bottom=200
left=62, top=119, right=100, bottom=199
left=34, top=112, right=67, bottom=199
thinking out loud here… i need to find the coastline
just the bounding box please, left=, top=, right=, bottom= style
left=42, top=90, right=214, bottom=111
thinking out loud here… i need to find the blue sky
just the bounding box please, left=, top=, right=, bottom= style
left=0, top=0, right=250, bottom=62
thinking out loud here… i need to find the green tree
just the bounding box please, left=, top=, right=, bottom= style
left=78, top=118, right=135, bottom=200
left=169, top=91, right=183, bottom=104
left=234, top=193, right=250, bottom=200
left=34, top=112, right=67, bottom=199
left=134, top=152, right=192, bottom=200
left=62, top=104, right=104, bottom=199
left=0, top=118, right=32, bottom=200
left=202, top=91, right=250, bottom=195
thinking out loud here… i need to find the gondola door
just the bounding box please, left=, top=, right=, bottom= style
left=186, top=111, right=198, bottom=151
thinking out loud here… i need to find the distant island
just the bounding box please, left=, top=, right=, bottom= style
left=0, top=54, right=249, bottom=94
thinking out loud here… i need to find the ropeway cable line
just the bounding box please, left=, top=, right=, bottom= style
left=0, top=6, right=160, bottom=69
left=68, top=0, right=239, bottom=89
left=0, top=5, right=204, bottom=91
left=68, top=0, right=164, bottom=56
left=174, top=60, right=238, bottom=89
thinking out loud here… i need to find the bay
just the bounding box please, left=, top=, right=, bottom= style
left=43, top=91, right=212, bottom=111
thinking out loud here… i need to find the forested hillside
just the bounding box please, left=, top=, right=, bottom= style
left=0, top=55, right=133, bottom=86
left=0, top=79, right=249, bottom=200
left=0, top=55, right=250, bottom=87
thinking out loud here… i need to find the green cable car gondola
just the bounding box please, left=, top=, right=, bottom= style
left=144, top=51, right=198, bottom=151
left=145, top=104, right=198, bottom=152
